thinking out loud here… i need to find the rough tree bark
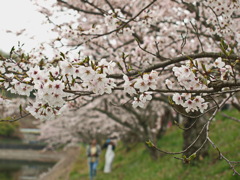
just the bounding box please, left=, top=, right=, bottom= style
left=183, top=117, right=209, bottom=160
left=147, top=107, right=173, bottom=160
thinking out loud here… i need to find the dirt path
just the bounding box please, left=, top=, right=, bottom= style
left=39, top=146, right=80, bottom=180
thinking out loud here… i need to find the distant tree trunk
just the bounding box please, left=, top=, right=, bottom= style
left=145, top=107, right=173, bottom=160
left=183, top=117, right=209, bottom=160
left=144, top=126, right=160, bottom=160
left=157, top=108, right=173, bottom=139
left=144, top=134, right=160, bottom=160
left=145, top=143, right=159, bottom=160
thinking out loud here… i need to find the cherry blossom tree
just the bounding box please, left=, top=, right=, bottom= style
left=0, top=97, right=28, bottom=122
left=39, top=98, right=122, bottom=148
left=39, top=94, right=172, bottom=158
left=1, top=0, right=240, bottom=174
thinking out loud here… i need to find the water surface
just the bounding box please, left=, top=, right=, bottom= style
left=0, top=159, right=55, bottom=180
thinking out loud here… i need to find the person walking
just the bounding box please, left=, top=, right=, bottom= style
left=87, top=139, right=101, bottom=180
left=102, top=138, right=116, bottom=173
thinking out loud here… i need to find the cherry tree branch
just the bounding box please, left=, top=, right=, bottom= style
left=221, top=113, right=240, bottom=123
left=81, top=0, right=157, bottom=39
left=148, top=93, right=240, bottom=174
left=104, top=0, right=115, bottom=13
left=108, top=52, right=240, bottom=79
left=148, top=94, right=231, bottom=154
left=0, top=113, right=30, bottom=123
left=80, top=0, right=107, bottom=15
left=57, top=0, right=104, bottom=16
left=94, top=107, right=139, bottom=133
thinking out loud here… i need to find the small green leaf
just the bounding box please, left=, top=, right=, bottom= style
left=91, top=61, right=95, bottom=70
left=122, top=52, right=125, bottom=59
left=19, top=105, right=23, bottom=117
left=146, top=140, right=154, bottom=148
left=168, top=96, right=174, bottom=105
left=220, top=39, right=228, bottom=51
left=201, top=63, right=207, bottom=73
left=60, top=52, right=65, bottom=59
left=10, top=46, right=15, bottom=57
left=71, top=78, right=75, bottom=86
left=116, top=62, right=123, bottom=71
left=195, top=60, right=198, bottom=68
left=83, top=56, right=90, bottom=63
left=189, top=153, right=196, bottom=160
left=228, top=48, right=234, bottom=56
left=220, top=39, right=229, bottom=56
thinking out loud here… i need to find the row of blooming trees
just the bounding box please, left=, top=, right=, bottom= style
left=0, top=0, right=240, bottom=174
left=39, top=94, right=172, bottom=158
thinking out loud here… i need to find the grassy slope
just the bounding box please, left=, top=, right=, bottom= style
left=70, top=109, right=240, bottom=180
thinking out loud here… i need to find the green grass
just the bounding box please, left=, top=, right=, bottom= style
left=70, top=109, right=240, bottom=180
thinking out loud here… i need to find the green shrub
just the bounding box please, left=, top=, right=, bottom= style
left=0, top=122, right=19, bottom=137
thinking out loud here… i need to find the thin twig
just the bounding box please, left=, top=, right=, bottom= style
left=0, top=113, right=30, bottom=123
left=221, top=113, right=240, bottom=123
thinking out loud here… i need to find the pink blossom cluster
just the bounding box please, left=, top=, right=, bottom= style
left=0, top=56, right=116, bottom=120
left=172, top=64, right=208, bottom=91
left=166, top=55, right=238, bottom=114
left=123, top=71, right=158, bottom=108
left=0, top=98, right=27, bottom=117
left=213, top=57, right=233, bottom=80
left=204, top=0, right=240, bottom=45
left=104, top=9, right=126, bottom=30
left=165, top=63, right=209, bottom=113
left=172, top=93, right=208, bottom=113
left=0, top=59, right=33, bottom=96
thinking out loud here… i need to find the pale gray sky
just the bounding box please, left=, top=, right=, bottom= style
left=0, top=0, right=55, bottom=53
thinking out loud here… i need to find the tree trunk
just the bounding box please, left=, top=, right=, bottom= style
left=144, top=126, right=160, bottom=160
left=183, top=117, right=209, bottom=160
left=145, top=144, right=159, bottom=160
left=157, top=108, right=173, bottom=139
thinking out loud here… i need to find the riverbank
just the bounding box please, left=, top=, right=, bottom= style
left=0, top=146, right=80, bottom=180
left=0, top=149, right=61, bottom=162
left=0, top=148, right=61, bottom=180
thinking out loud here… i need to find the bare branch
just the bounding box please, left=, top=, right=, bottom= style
left=221, top=113, right=240, bottom=123
left=108, top=52, right=240, bottom=79
left=104, top=0, right=115, bottom=13
left=57, top=0, right=103, bottom=16
left=0, top=113, right=30, bottom=123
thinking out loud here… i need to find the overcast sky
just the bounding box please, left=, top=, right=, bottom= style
left=0, top=0, right=55, bottom=53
